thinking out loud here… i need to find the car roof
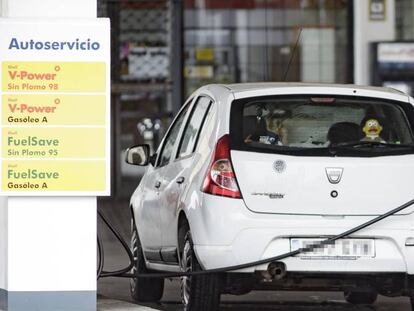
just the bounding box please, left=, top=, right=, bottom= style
left=201, top=82, right=409, bottom=103
left=222, top=82, right=404, bottom=94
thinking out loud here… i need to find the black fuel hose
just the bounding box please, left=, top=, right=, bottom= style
left=97, top=235, right=104, bottom=280
left=98, top=198, right=414, bottom=279
left=97, top=208, right=134, bottom=279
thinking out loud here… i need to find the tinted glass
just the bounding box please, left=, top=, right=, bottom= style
left=178, top=97, right=212, bottom=158
left=157, top=105, right=189, bottom=167
left=231, top=96, right=414, bottom=157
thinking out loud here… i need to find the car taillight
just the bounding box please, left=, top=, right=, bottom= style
left=310, top=97, right=335, bottom=104
left=202, top=135, right=241, bottom=198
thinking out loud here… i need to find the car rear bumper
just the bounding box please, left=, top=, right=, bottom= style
left=195, top=237, right=411, bottom=273
left=191, top=194, right=414, bottom=274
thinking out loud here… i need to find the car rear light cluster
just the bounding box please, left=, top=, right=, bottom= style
left=202, top=135, right=241, bottom=198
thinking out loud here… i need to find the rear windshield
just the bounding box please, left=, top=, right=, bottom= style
left=230, top=95, right=414, bottom=157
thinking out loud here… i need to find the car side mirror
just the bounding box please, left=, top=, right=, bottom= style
left=125, top=145, right=150, bottom=166
left=149, top=153, right=157, bottom=167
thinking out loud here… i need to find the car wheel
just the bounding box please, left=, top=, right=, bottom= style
left=344, top=290, right=378, bottom=305
left=130, top=221, right=164, bottom=302
left=180, top=229, right=221, bottom=311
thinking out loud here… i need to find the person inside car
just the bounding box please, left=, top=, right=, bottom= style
left=243, top=115, right=281, bottom=145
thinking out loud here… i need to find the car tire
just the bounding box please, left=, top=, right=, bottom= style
left=410, top=294, right=414, bottom=311
left=180, top=229, right=221, bottom=311
left=344, top=290, right=378, bottom=305
left=130, top=221, right=164, bottom=302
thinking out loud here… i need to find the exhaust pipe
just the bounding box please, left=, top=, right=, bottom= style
left=266, top=262, right=287, bottom=280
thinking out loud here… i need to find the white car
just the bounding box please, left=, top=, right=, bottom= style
left=127, top=83, right=414, bottom=311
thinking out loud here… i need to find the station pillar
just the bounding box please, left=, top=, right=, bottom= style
left=0, top=0, right=99, bottom=311
left=354, top=0, right=396, bottom=85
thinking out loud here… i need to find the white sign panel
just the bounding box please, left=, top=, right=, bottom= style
left=124, top=46, right=169, bottom=81
left=370, top=0, right=386, bottom=21
left=0, top=18, right=111, bottom=196
left=378, top=43, right=414, bottom=63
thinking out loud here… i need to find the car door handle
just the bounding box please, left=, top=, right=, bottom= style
left=155, top=181, right=161, bottom=189
left=176, top=177, right=185, bottom=184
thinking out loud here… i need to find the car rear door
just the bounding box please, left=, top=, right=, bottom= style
left=159, top=96, right=213, bottom=259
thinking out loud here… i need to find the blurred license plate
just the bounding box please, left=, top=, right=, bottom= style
left=290, top=238, right=375, bottom=258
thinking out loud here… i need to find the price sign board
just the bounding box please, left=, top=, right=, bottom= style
left=0, top=18, right=110, bottom=195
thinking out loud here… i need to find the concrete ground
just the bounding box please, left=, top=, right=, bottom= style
left=97, top=198, right=412, bottom=311
left=98, top=298, right=157, bottom=311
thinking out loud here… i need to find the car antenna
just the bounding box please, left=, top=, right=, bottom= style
left=282, top=27, right=302, bottom=82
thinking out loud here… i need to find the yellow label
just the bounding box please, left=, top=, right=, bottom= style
left=2, top=160, right=106, bottom=191
left=2, top=62, right=106, bottom=93
left=184, top=65, right=213, bottom=78
left=2, top=94, right=106, bottom=125
left=195, top=48, right=215, bottom=61
left=2, top=128, right=106, bottom=158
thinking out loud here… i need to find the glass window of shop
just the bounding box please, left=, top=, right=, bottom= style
left=101, top=0, right=174, bottom=197
left=183, top=0, right=351, bottom=96
left=396, top=0, right=414, bottom=40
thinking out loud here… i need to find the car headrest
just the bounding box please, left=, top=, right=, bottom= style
left=327, top=122, right=362, bottom=144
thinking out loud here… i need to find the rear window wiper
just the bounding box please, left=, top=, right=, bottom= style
left=330, top=141, right=414, bottom=149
